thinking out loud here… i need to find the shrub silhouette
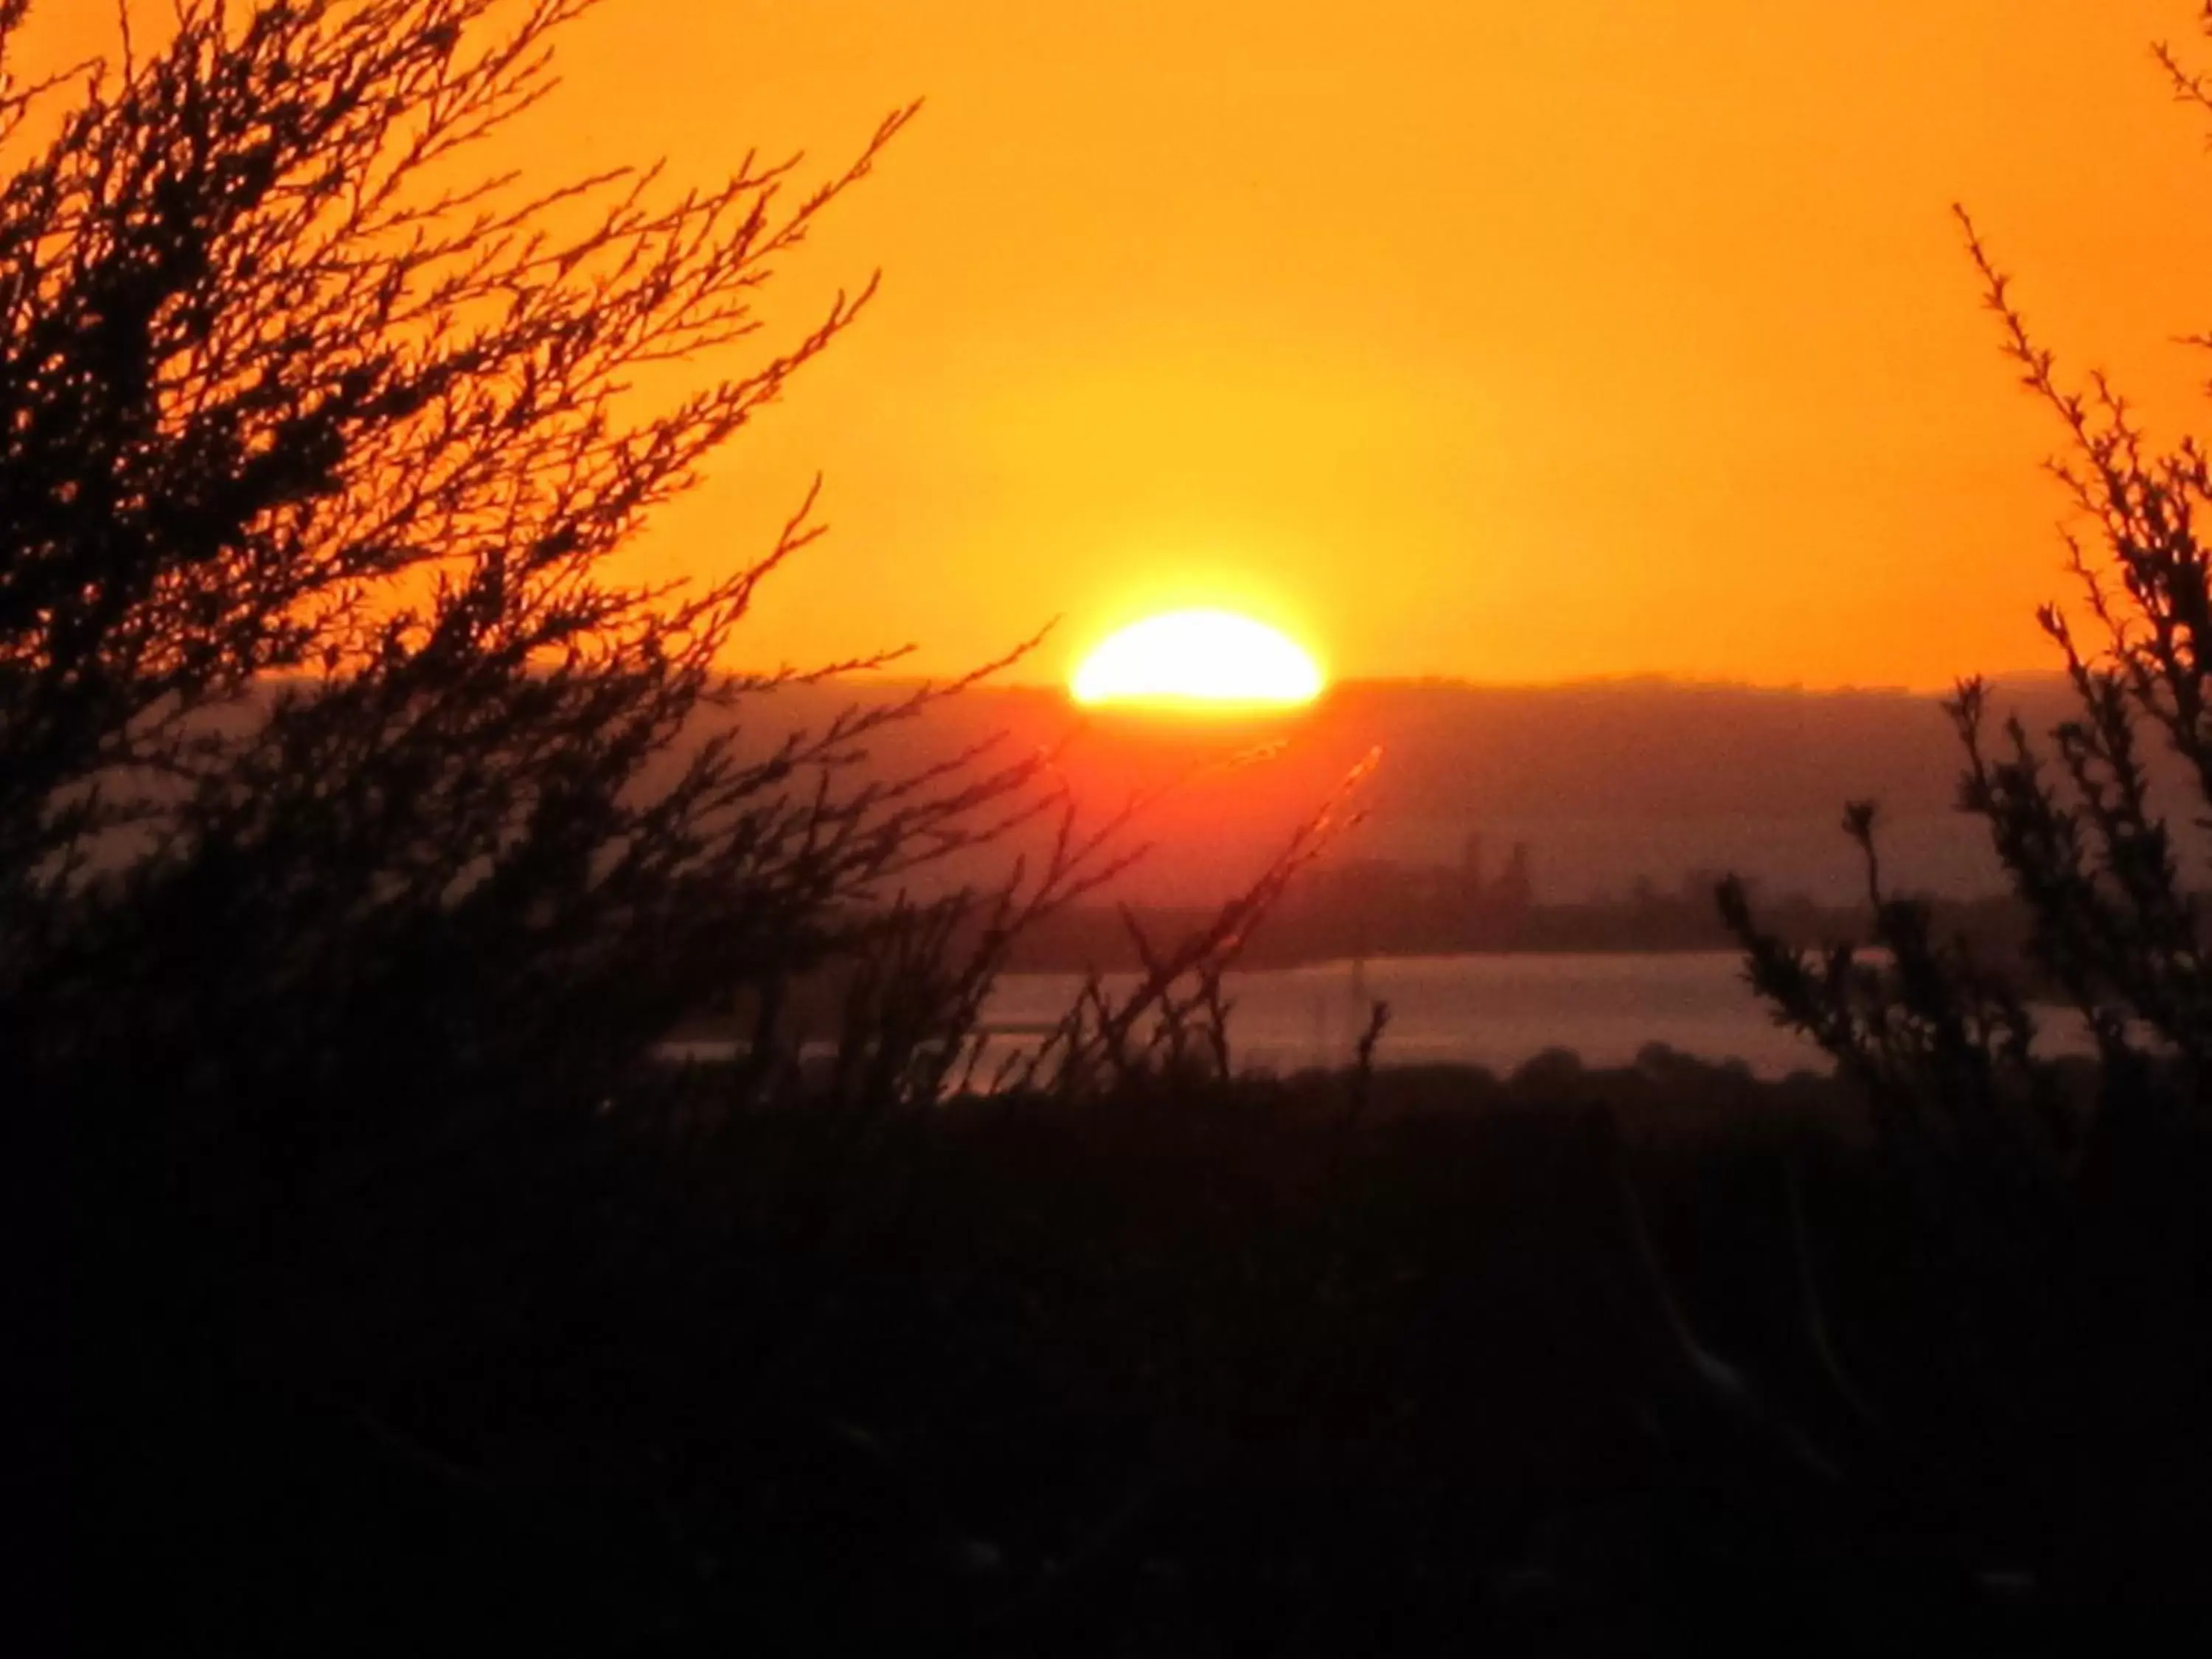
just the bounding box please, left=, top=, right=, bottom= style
left=1, top=7, right=1138, bottom=1625
left=17, top=9, right=1338, bottom=1606
left=1720, top=6, right=2212, bottom=1618
left=0, top=1, right=1147, bottom=1143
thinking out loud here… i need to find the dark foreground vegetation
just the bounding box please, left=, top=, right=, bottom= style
left=15, top=2, right=2212, bottom=1652
left=80, top=1048, right=2210, bottom=1655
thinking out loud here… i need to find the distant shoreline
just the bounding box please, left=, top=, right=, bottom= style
left=1001, top=892, right=2028, bottom=976
left=1001, top=940, right=1756, bottom=974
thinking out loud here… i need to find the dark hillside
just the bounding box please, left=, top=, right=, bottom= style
left=690, top=674, right=2108, bottom=903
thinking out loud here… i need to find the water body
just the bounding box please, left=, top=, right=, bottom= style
left=984, top=952, right=1824, bottom=1079
left=659, top=952, right=2096, bottom=1082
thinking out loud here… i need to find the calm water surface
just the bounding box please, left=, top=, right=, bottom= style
left=661, top=953, right=2093, bottom=1082
left=984, top=952, right=1821, bottom=1078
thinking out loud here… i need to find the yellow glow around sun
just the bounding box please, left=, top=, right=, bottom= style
left=1071, top=609, right=1324, bottom=711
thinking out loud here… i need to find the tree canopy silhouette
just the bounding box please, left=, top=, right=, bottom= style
left=0, top=1, right=1092, bottom=1134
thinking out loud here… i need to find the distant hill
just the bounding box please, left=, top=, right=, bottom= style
left=710, top=673, right=2118, bottom=906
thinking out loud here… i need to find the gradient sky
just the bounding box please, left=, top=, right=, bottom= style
left=33, top=1, right=2212, bottom=689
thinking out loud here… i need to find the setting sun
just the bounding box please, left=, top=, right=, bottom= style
left=1071, top=609, right=1324, bottom=711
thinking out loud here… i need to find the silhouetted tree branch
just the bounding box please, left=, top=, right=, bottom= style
left=0, top=2, right=1096, bottom=1152
left=1712, top=4, right=2212, bottom=1612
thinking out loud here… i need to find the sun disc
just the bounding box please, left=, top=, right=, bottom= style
left=1071, top=609, right=1324, bottom=711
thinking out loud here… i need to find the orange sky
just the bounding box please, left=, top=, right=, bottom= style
left=30, top=1, right=2212, bottom=689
